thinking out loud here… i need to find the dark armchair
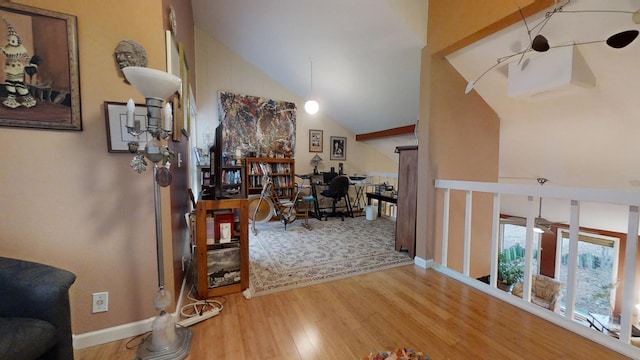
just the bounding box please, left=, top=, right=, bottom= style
left=0, top=256, right=76, bottom=360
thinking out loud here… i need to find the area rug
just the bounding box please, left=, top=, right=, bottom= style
left=248, top=216, right=414, bottom=296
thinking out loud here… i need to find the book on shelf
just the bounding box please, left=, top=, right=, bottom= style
left=215, top=213, right=235, bottom=243
left=205, top=209, right=234, bottom=245
left=221, top=170, right=242, bottom=185
left=206, top=216, right=215, bottom=245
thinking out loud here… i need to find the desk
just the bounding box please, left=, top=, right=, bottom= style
left=366, top=192, right=397, bottom=217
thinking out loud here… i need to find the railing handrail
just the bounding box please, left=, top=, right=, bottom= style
left=435, top=179, right=640, bottom=206
left=433, top=179, right=640, bottom=358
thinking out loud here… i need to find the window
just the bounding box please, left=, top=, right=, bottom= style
left=557, top=229, right=619, bottom=316
left=500, top=223, right=541, bottom=272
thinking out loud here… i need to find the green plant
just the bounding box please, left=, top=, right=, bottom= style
left=592, top=281, right=619, bottom=316
left=498, top=253, right=525, bottom=285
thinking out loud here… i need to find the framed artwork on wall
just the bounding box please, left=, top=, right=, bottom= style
left=309, top=129, right=323, bottom=152
left=179, top=42, right=190, bottom=138
left=218, top=91, right=296, bottom=158
left=171, top=96, right=182, bottom=141
left=0, top=2, right=81, bottom=131
left=104, top=101, right=149, bottom=153
left=165, top=30, right=179, bottom=79
left=330, top=136, right=346, bottom=161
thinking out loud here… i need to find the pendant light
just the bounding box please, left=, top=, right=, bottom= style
left=304, top=59, right=319, bottom=115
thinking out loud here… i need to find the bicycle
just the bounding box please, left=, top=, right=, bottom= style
left=247, top=163, right=301, bottom=235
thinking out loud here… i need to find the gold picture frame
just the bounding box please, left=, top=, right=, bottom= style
left=0, top=3, right=81, bottom=130
left=309, top=129, right=323, bottom=152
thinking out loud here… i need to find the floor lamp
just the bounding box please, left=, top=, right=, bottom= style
left=121, top=66, right=192, bottom=360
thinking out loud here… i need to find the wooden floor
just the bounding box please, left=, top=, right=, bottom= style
left=74, top=265, right=631, bottom=359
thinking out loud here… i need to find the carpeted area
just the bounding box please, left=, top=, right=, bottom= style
left=248, top=216, right=414, bottom=296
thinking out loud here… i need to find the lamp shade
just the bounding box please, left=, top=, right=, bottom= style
left=311, top=154, right=323, bottom=162
left=122, top=67, right=181, bottom=100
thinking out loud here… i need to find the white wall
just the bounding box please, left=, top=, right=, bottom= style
left=194, top=27, right=400, bottom=179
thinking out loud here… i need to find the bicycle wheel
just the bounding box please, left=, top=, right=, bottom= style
left=281, top=206, right=297, bottom=224
left=248, top=195, right=274, bottom=223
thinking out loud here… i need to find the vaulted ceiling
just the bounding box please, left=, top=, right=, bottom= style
left=447, top=0, right=640, bottom=192
left=191, top=0, right=427, bottom=137
left=191, top=0, right=640, bottom=231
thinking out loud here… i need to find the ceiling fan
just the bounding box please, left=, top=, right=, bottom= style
left=501, top=177, right=555, bottom=234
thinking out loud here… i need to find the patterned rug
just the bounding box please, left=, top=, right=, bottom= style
left=248, top=216, right=414, bottom=296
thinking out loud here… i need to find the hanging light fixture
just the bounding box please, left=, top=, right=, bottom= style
left=304, top=59, right=319, bottom=115
left=465, top=1, right=640, bottom=94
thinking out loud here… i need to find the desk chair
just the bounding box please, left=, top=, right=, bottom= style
left=320, top=175, right=353, bottom=221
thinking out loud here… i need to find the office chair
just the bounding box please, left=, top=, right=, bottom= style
left=320, top=175, right=353, bottom=221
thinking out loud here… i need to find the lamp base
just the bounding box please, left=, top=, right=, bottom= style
left=135, top=326, right=192, bottom=360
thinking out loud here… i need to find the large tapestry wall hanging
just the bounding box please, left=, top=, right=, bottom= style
left=218, top=91, right=296, bottom=158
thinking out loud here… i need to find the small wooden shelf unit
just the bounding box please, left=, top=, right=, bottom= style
left=194, top=198, right=249, bottom=298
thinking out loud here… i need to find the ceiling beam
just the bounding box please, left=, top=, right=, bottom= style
left=355, top=125, right=415, bottom=141
left=428, top=0, right=555, bottom=58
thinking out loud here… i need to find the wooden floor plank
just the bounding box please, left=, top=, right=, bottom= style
left=74, top=266, right=632, bottom=359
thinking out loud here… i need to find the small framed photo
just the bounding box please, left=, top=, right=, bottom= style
left=309, top=129, right=323, bottom=152
left=330, top=136, right=347, bottom=161
left=104, top=101, right=150, bottom=153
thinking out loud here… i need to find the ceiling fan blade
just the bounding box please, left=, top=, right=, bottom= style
left=500, top=217, right=526, bottom=226
left=535, top=217, right=556, bottom=234
left=536, top=216, right=552, bottom=226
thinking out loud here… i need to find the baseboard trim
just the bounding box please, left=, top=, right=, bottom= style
left=73, top=276, right=189, bottom=350
left=413, top=256, right=433, bottom=269
left=72, top=316, right=154, bottom=349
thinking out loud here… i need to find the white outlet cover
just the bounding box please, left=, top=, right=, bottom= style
left=92, top=292, right=108, bottom=313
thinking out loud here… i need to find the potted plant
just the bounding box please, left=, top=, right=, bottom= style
left=592, top=281, right=619, bottom=321
left=497, top=253, right=524, bottom=291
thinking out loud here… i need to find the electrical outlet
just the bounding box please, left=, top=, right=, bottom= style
left=92, top=292, right=108, bottom=313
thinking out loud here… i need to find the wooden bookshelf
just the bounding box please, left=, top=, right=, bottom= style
left=245, top=157, right=295, bottom=199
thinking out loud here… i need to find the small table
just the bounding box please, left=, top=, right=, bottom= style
left=349, top=176, right=369, bottom=212
left=366, top=192, right=398, bottom=217
left=588, top=312, right=640, bottom=339
left=588, top=313, right=621, bottom=338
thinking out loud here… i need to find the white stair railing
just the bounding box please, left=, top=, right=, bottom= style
left=434, top=179, right=640, bottom=358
